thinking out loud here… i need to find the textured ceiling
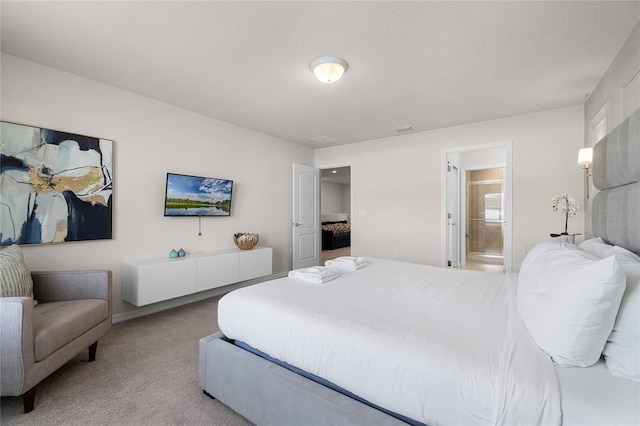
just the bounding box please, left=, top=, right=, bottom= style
left=1, top=1, right=639, bottom=148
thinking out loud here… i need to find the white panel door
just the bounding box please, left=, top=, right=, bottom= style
left=292, top=163, right=320, bottom=269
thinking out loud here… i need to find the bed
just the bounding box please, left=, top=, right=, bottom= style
left=200, top=108, right=640, bottom=424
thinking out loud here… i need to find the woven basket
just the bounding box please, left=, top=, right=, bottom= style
left=233, top=233, right=259, bottom=250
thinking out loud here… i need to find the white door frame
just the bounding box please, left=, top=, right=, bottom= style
left=446, top=163, right=461, bottom=267
left=441, top=142, right=513, bottom=272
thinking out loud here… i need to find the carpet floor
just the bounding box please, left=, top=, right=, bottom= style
left=1, top=296, right=252, bottom=425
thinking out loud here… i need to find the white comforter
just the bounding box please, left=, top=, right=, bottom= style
left=218, top=258, right=561, bottom=425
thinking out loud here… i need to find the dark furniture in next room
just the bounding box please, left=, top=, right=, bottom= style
left=322, top=221, right=351, bottom=250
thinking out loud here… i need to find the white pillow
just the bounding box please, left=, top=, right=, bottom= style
left=579, top=237, right=614, bottom=258
left=519, top=240, right=558, bottom=272
left=580, top=239, right=640, bottom=381
left=517, top=241, right=626, bottom=367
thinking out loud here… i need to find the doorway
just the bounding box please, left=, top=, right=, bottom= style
left=320, top=165, right=352, bottom=264
left=292, top=163, right=353, bottom=269
left=442, top=142, right=512, bottom=272
left=464, top=167, right=504, bottom=272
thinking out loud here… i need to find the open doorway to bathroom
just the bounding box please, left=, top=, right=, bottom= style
left=320, top=166, right=352, bottom=264
left=442, top=142, right=512, bottom=273
left=464, top=167, right=504, bottom=272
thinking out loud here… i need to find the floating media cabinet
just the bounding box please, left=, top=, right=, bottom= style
left=121, top=247, right=272, bottom=306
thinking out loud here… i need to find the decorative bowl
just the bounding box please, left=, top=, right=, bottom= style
left=233, top=233, right=259, bottom=250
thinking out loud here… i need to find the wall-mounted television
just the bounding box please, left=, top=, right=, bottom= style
left=164, top=173, right=233, bottom=216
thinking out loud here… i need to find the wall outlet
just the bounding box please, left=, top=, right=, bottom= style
left=393, top=249, right=399, bottom=258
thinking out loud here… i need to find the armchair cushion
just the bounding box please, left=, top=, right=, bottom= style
left=0, top=245, right=35, bottom=302
left=33, top=299, right=109, bottom=361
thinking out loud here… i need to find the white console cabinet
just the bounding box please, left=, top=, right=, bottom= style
left=121, top=247, right=272, bottom=306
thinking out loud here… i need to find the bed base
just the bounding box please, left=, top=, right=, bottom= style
left=199, top=332, right=407, bottom=425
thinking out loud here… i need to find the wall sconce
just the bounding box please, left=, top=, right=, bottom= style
left=310, top=57, right=348, bottom=83
left=577, top=147, right=593, bottom=199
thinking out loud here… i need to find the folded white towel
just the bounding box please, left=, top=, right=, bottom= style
left=325, top=257, right=368, bottom=270
left=288, top=266, right=339, bottom=283
left=331, top=256, right=363, bottom=262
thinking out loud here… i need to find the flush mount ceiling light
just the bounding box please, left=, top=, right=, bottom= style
left=310, top=56, right=348, bottom=83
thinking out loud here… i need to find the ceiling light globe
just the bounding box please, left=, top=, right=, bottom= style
left=310, top=57, right=348, bottom=83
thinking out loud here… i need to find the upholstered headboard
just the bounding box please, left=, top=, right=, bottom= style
left=592, top=107, right=640, bottom=254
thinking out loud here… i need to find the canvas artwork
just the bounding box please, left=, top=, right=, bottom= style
left=0, top=121, right=113, bottom=245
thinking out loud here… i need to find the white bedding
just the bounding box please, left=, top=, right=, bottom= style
left=219, top=258, right=561, bottom=425
left=556, top=359, right=640, bottom=425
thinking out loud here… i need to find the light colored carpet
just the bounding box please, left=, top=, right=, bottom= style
left=322, top=246, right=351, bottom=264
left=0, top=296, right=252, bottom=425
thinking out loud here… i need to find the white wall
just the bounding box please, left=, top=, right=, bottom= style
left=315, top=106, right=585, bottom=269
left=321, top=181, right=344, bottom=214
left=342, top=183, right=351, bottom=213
left=459, top=148, right=506, bottom=170
left=1, top=54, right=314, bottom=317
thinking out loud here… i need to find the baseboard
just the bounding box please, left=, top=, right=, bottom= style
left=112, top=272, right=287, bottom=323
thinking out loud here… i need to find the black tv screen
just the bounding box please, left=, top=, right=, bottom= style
left=164, top=173, right=233, bottom=216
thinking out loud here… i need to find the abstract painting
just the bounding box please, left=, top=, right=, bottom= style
left=0, top=121, right=113, bottom=245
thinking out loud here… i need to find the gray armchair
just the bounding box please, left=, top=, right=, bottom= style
left=0, top=270, right=112, bottom=412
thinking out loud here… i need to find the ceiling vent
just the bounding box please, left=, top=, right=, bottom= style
left=392, top=125, right=414, bottom=133
left=308, top=135, right=337, bottom=144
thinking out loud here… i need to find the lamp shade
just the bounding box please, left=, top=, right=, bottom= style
left=310, top=57, right=348, bottom=83
left=577, top=147, right=593, bottom=165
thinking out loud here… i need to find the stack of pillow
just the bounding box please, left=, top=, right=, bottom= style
left=517, top=238, right=639, bottom=382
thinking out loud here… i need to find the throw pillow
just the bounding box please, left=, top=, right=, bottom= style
left=0, top=245, right=35, bottom=302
